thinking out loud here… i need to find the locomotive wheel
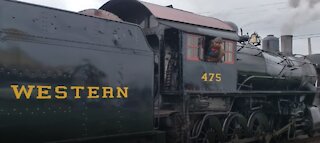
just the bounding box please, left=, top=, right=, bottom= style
left=192, top=117, right=222, bottom=143
left=222, top=113, right=248, bottom=141
left=196, top=127, right=216, bottom=143
left=247, top=112, right=269, bottom=139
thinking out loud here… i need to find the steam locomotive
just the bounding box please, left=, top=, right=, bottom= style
left=0, top=0, right=319, bottom=143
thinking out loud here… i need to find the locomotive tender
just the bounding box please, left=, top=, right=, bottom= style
left=0, top=0, right=319, bottom=142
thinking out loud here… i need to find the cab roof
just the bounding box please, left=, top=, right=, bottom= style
left=100, top=0, right=234, bottom=32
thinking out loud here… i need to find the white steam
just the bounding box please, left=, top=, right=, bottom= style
left=282, top=0, right=320, bottom=34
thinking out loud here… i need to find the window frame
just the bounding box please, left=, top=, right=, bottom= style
left=222, top=40, right=236, bottom=64
left=185, top=33, right=204, bottom=61
left=184, top=33, right=236, bottom=64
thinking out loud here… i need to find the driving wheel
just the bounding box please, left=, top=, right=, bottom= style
left=193, top=117, right=222, bottom=143
left=247, top=111, right=269, bottom=141
left=222, top=113, right=248, bottom=141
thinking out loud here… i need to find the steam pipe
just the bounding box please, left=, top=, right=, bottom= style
left=308, top=38, right=312, bottom=55
left=281, top=35, right=293, bottom=56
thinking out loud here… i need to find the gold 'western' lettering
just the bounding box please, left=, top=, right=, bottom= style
left=55, top=86, right=68, bottom=99
left=116, top=87, right=128, bottom=98
left=87, top=87, right=99, bottom=99
left=11, top=85, right=35, bottom=99
left=102, top=87, right=113, bottom=98
left=70, top=86, right=85, bottom=99
left=36, top=86, right=52, bottom=99
left=11, top=85, right=129, bottom=100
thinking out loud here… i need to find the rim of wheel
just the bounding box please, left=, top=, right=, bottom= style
left=193, top=117, right=222, bottom=143
left=222, top=113, right=248, bottom=141
left=247, top=111, right=269, bottom=137
left=196, top=128, right=216, bottom=143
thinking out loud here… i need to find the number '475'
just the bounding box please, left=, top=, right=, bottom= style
left=201, top=73, right=222, bottom=82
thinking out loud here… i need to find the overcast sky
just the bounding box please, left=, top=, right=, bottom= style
left=18, top=0, right=320, bottom=55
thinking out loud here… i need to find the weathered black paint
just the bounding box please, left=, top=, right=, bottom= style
left=0, top=0, right=154, bottom=142
left=1, top=0, right=320, bottom=143
left=237, top=44, right=317, bottom=91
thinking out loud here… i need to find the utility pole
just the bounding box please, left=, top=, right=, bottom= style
left=308, top=38, right=312, bottom=55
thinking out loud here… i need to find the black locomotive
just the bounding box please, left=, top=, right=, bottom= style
left=0, top=0, right=319, bottom=143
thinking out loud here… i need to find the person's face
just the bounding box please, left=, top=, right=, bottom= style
left=211, top=41, right=222, bottom=48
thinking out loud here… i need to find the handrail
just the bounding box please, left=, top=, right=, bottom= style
left=237, top=75, right=285, bottom=90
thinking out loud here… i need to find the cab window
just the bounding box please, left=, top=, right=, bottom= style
left=185, top=33, right=204, bottom=61
left=185, top=34, right=235, bottom=64
left=205, top=38, right=235, bottom=64
left=222, top=40, right=236, bottom=64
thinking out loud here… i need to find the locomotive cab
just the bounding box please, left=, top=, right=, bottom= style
left=101, top=0, right=239, bottom=95
left=182, top=33, right=237, bottom=93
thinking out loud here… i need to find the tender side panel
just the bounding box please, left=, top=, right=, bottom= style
left=0, top=1, right=153, bottom=142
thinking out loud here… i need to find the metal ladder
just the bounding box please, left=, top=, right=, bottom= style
left=165, top=58, right=174, bottom=89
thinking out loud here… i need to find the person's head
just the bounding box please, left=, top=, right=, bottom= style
left=211, top=37, right=223, bottom=48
